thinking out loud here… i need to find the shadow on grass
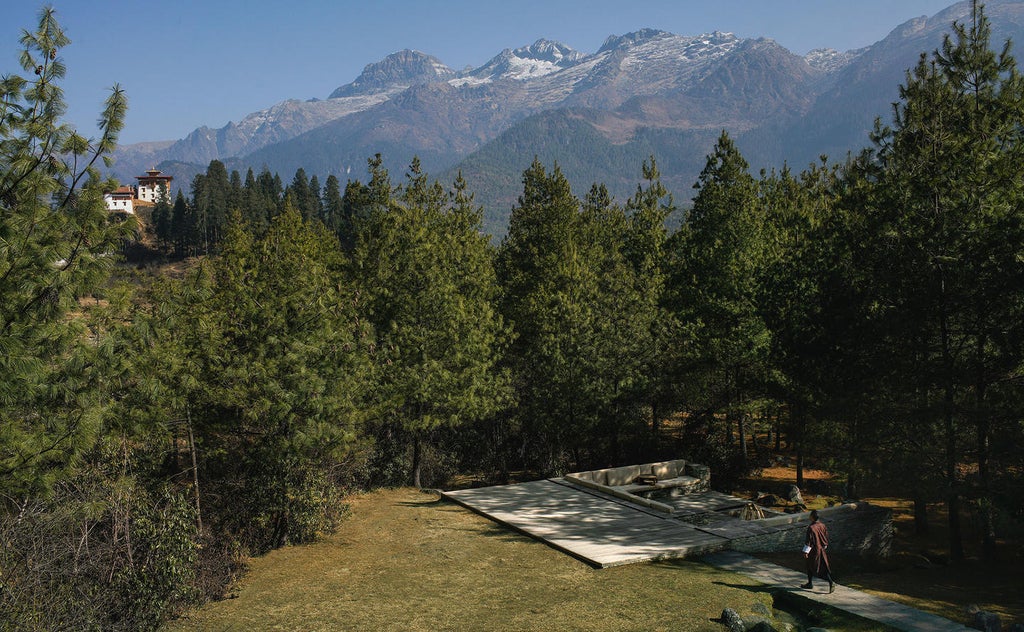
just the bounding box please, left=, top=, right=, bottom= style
left=711, top=580, right=779, bottom=595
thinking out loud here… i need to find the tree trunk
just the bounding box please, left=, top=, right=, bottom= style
left=939, top=271, right=964, bottom=562
left=974, top=338, right=997, bottom=562
left=794, top=403, right=805, bottom=488
left=796, top=444, right=804, bottom=489
left=913, top=493, right=929, bottom=535
left=412, top=433, right=423, bottom=489
left=738, top=412, right=748, bottom=473
left=943, top=384, right=964, bottom=561
left=187, top=409, right=202, bottom=534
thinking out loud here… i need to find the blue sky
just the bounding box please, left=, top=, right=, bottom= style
left=3, top=0, right=959, bottom=145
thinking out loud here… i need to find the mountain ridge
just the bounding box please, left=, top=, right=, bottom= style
left=109, top=1, right=1024, bottom=236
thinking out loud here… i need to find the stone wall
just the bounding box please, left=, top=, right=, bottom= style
left=729, top=502, right=894, bottom=558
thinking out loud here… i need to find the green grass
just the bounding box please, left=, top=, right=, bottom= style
left=165, top=488, right=891, bottom=631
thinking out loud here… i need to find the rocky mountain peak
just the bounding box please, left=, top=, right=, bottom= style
left=804, top=47, right=865, bottom=73
left=598, top=28, right=673, bottom=53
left=457, top=38, right=585, bottom=84
left=329, top=49, right=454, bottom=98
left=597, top=29, right=741, bottom=64
left=516, top=39, right=586, bottom=64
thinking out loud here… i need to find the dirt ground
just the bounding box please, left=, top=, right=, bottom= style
left=165, top=488, right=885, bottom=632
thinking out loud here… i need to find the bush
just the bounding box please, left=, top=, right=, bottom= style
left=0, top=472, right=199, bottom=631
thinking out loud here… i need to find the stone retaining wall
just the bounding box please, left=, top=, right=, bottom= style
left=730, top=502, right=894, bottom=558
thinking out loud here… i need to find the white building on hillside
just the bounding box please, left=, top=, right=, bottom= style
left=135, top=168, right=173, bottom=203
left=103, top=185, right=135, bottom=214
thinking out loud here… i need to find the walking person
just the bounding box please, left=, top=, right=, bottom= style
left=802, top=509, right=835, bottom=593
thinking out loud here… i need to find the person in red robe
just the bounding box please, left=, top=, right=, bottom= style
left=802, top=509, right=835, bottom=593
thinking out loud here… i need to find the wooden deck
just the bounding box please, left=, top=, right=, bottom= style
left=443, top=479, right=735, bottom=567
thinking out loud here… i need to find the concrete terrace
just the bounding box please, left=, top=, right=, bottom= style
left=443, top=477, right=801, bottom=568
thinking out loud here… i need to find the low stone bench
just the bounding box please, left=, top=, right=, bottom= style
left=564, top=459, right=712, bottom=514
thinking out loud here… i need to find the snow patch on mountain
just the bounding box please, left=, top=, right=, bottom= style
left=804, top=47, right=865, bottom=73
left=619, top=31, right=740, bottom=76
left=453, top=38, right=586, bottom=85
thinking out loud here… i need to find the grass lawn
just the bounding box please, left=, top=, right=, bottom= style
left=165, top=488, right=888, bottom=631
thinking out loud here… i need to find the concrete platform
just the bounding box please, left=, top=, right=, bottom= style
left=443, top=478, right=731, bottom=567
left=440, top=477, right=770, bottom=565
left=444, top=479, right=969, bottom=631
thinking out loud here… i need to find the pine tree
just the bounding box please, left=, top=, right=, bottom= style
left=151, top=206, right=370, bottom=550
left=666, top=132, right=769, bottom=474
left=170, top=189, right=190, bottom=256
left=623, top=158, right=676, bottom=438
left=858, top=0, right=1024, bottom=561
left=191, top=160, right=231, bottom=252
left=152, top=186, right=173, bottom=250
left=353, top=158, right=510, bottom=487
left=288, top=167, right=313, bottom=220
left=308, top=174, right=323, bottom=221
left=496, top=159, right=584, bottom=471
left=322, top=173, right=344, bottom=234
left=0, top=7, right=134, bottom=497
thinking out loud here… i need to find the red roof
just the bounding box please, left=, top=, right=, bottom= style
left=136, top=169, right=173, bottom=181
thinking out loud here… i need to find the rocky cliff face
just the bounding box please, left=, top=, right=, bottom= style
left=329, top=49, right=456, bottom=98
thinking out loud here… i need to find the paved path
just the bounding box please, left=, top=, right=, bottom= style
left=703, top=551, right=973, bottom=632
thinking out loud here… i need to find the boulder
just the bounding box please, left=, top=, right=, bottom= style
left=717, top=608, right=745, bottom=632
left=787, top=484, right=804, bottom=506
left=967, top=605, right=1002, bottom=632
left=751, top=602, right=772, bottom=617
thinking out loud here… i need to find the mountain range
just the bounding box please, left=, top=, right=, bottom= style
left=110, top=0, right=1024, bottom=236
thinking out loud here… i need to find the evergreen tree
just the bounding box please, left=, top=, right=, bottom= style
left=255, top=167, right=283, bottom=223
left=170, top=189, right=190, bottom=256
left=496, top=159, right=663, bottom=470
left=152, top=186, right=173, bottom=250
left=856, top=0, right=1024, bottom=561
left=353, top=158, right=510, bottom=487
left=288, top=167, right=313, bottom=221
left=0, top=7, right=134, bottom=497
left=322, top=173, right=344, bottom=234
left=496, top=159, right=582, bottom=471
left=308, top=174, right=323, bottom=221
left=191, top=159, right=231, bottom=252
left=155, top=207, right=370, bottom=550
left=623, top=158, right=676, bottom=441
left=338, top=154, right=391, bottom=252
left=666, top=132, right=769, bottom=474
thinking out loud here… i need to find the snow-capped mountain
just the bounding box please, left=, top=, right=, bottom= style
left=110, top=0, right=1024, bottom=237
left=803, top=47, right=865, bottom=73
left=455, top=39, right=587, bottom=85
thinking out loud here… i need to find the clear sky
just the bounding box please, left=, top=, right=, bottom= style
left=2, top=0, right=960, bottom=145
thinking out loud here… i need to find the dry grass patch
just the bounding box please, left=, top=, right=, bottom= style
left=166, top=488, right=886, bottom=631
